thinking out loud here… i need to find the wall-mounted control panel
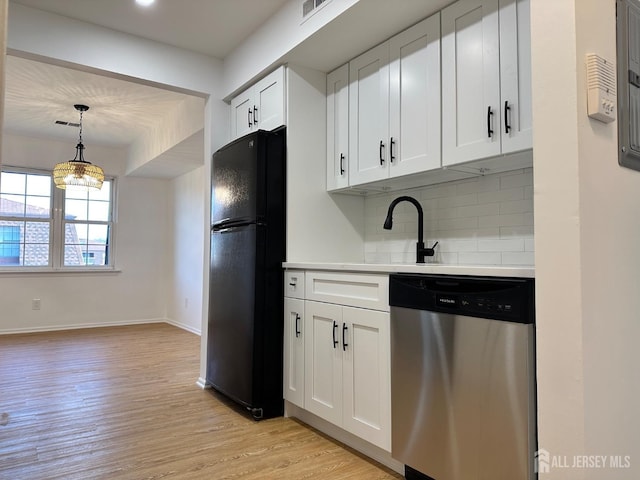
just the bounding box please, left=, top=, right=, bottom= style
left=587, top=54, right=617, bottom=123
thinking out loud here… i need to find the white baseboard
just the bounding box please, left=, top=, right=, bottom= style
left=0, top=318, right=167, bottom=335
left=196, top=377, right=210, bottom=389
left=164, top=318, right=201, bottom=335
left=284, top=401, right=404, bottom=475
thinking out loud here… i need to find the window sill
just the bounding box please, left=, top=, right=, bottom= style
left=0, top=267, right=122, bottom=276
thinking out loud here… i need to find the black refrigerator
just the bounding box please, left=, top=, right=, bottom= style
left=206, top=128, right=286, bottom=420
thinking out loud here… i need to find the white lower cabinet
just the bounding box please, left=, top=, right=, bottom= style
left=284, top=271, right=305, bottom=408
left=284, top=297, right=305, bottom=408
left=304, top=301, right=391, bottom=451
left=284, top=270, right=391, bottom=452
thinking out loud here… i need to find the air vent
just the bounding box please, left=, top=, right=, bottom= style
left=55, top=120, right=80, bottom=127
left=302, top=0, right=330, bottom=19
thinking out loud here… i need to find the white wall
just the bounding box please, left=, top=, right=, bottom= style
left=166, top=167, right=205, bottom=335
left=532, top=0, right=640, bottom=477
left=222, top=0, right=359, bottom=98
left=0, top=133, right=169, bottom=333
left=285, top=64, right=364, bottom=263
left=6, top=4, right=231, bottom=383
left=364, top=168, right=534, bottom=265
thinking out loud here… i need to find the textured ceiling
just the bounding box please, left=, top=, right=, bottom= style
left=4, top=0, right=291, bottom=178
left=3, top=55, right=199, bottom=148
left=10, top=0, right=290, bottom=59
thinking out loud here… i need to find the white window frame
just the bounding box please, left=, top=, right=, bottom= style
left=0, top=166, right=117, bottom=272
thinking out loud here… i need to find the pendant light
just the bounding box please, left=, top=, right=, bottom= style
left=53, top=104, right=105, bottom=191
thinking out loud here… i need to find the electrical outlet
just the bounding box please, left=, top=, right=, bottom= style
left=32, top=299, right=41, bottom=310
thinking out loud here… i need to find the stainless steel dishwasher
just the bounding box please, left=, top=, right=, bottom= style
left=389, top=274, right=536, bottom=480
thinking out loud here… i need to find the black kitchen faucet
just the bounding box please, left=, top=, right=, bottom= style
left=383, top=195, right=438, bottom=264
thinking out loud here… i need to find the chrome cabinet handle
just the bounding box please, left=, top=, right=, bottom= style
left=253, top=106, right=258, bottom=124
left=248, top=108, right=252, bottom=127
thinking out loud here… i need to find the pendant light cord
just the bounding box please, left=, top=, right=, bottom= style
left=78, top=109, right=84, bottom=145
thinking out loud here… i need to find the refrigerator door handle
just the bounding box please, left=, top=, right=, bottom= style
left=212, top=218, right=232, bottom=229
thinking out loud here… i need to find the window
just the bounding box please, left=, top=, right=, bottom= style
left=0, top=226, right=21, bottom=265
left=0, top=167, right=115, bottom=270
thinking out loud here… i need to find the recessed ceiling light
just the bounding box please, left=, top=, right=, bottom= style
left=136, top=0, right=155, bottom=7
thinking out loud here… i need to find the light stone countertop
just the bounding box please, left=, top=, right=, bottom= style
left=282, top=262, right=534, bottom=278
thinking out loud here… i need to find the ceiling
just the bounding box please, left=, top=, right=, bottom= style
left=4, top=0, right=454, bottom=178
left=10, top=0, right=290, bottom=59
left=4, top=0, right=290, bottom=178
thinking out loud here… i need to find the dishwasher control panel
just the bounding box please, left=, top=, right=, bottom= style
left=390, top=274, right=535, bottom=324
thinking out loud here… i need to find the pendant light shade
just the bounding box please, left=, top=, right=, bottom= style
left=53, top=104, right=104, bottom=191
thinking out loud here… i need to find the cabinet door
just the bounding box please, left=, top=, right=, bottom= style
left=304, top=301, right=343, bottom=425
left=349, top=43, right=390, bottom=185
left=499, top=0, right=532, bottom=154
left=326, top=64, right=350, bottom=191
left=230, top=89, right=254, bottom=140
left=342, top=307, right=391, bottom=451
left=442, top=0, right=501, bottom=166
left=254, top=67, right=285, bottom=132
left=284, top=297, right=305, bottom=408
left=389, top=13, right=441, bottom=178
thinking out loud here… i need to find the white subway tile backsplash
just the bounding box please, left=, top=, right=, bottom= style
left=500, top=225, right=534, bottom=238
left=456, top=175, right=500, bottom=195
left=439, top=239, right=478, bottom=252
left=457, top=203, right=501, bottom=218
left=478, top=238, right=524, bottom=252
left=363, top=170, right=535, bottom=267
left=524, top=185, right=534, bottom=199
left=437, top=217, right=479, bottom=231
left=500, top=199, right=534, bottom=215
left=477, top=187, right=524, bottom=204
left=502, top=252, right=535, bottom=265
left=459, top=252, right=503, bottom=265
left=500, top=170, right=533, bottom=189
left=434, top=193, right=478, bottom=209
left=420, top=183, right=458, bottom=199
left=525, top=238, right=535, bottom=252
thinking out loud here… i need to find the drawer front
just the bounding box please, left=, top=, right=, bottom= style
left=305, top=271, right=389, bottom=312
left=284, top=270, right=305, bottom=299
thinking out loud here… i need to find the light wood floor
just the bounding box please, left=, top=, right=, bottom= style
left=0, top=323, right=402, bottom=480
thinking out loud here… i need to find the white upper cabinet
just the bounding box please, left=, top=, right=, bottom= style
left=388, top=13, right=441, bottom=178
left=442, top=0, right=531, bottom=166
left=231, top=90, right=254, bottom=139
left=326, top=64, right=350, bottom=191
left=349, top=43, right=390, bottom=185
left=348, top=14, right=441, bottom=187
left=230, top=66, right=285, bottom=140
left=499, top=0, right=532, bottom=154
